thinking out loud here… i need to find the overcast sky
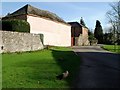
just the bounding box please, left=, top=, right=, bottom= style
left=2, top=2, right=113, bottom=32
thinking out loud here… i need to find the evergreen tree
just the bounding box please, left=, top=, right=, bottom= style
left=80, top=17, right=86, bottom=26
left=94, top=20, right=103, bottom=44
left=88, top=30, right=95, bottom=40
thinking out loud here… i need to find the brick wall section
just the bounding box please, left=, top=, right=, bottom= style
left=0, top=31, right=44, bottom=53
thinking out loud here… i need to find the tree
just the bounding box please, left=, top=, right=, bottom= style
left=80, top=17, right=86, bottom=26
left=88, top=29, right=98, bottom=45
left=106, top=1, right=120, bottom=52
left=103, top=27, right=114, bottom=44
left=106, top=1, right=120, bottom=45
left=94, top=20, right=104, bottom=44
left=103, top=33, right=114, bottom=44
left=88, top=30, right=94, bottom=40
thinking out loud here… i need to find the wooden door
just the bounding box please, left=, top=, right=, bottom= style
left=71, top=37, right=75, bottom=46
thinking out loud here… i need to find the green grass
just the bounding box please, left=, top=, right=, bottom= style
left=0, top=54, right=2, bottom=90
left=2, top=47, right=80, bottom=88
left=102, top=45, right=120, bottom=54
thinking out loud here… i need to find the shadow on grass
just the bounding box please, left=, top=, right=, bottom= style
left=50, top=49, right=81, bottom=88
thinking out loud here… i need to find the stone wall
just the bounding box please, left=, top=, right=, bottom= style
left=71, top=26, right=89, bottom=46
left=0, top=31, right=44, bottom=53
left=78, top=34, right=89, bottom=46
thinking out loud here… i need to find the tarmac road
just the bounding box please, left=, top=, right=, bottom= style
left=72, top=46, right=120, bottom=88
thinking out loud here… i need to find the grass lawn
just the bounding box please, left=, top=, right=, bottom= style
left=2, top=47, right=80, bottom=88
left=0, top=54, right=2, bottom=90
left=102, top=45, right=120, bottom=54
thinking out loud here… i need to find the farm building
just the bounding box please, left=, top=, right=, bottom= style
left=2, top=4, right=89, bottom=47
left=2, top=4, right=71, bottom=47
left=68, top=22, right=89, bottom=46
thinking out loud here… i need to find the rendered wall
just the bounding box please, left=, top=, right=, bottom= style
left=0, top=31, right=44, bottom=53
left=27, top=15, right=71, bottom=46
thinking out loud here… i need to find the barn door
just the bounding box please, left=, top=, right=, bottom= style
left=71, top=37, right=75, bottom=46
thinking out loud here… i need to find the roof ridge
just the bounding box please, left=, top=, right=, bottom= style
left=68, top=21, right=88, bottom=28
left=27, top=4, right=65, bottom=23
left=4, top=4, right=67, bottom=24
left=6, top=4, right=28, bottom=17
left=26, top=4, right=30, bottom=14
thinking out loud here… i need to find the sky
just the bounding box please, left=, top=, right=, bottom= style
left=1, top=2, right=113, bottom=32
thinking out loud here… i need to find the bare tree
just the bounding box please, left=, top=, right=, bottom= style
left=106, top=1, right=120, bottom=52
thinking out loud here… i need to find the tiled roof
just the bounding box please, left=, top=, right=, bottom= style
left=68, top=22, right=88, bottom=28
left=4, top=4, right=67, bottom=24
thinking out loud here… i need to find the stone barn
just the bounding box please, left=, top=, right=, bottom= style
left=68, top=22, right=89, bottom=46
left=3, top=4, right=71, bottom=47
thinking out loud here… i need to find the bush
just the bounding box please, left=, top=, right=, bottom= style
left=2, top=19, right=30, bottom=32
left=89, top=39, right=98, bottom=46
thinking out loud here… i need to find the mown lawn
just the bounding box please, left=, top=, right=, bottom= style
left=0, top=54, right=2, bottom=90
left=102, top=45, right=120, bottom=54
left=2, top=47, right=80, bottom=88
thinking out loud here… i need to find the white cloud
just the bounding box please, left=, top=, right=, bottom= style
left=105, top=23, right=112, bottom=28
left=103, top=23, right=113, bottom=33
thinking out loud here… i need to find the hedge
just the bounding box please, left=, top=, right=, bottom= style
left=2, top=19, right=30, bottom=32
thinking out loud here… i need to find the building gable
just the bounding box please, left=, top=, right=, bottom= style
left=3, top=4, right=68, bottom=25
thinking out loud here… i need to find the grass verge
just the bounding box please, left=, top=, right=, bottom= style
left=0, top=53, right=2, bottom=90
left=102, top=45, right=120, bottom=54
left=2, top=47, right=80, bottom=88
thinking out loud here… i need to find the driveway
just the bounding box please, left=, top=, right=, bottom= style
left=72, top=46, right=120, bottom=88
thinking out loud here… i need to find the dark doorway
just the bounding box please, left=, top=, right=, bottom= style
left=71, top=37, right=75, bottom=46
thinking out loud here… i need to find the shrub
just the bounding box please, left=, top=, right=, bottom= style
left=2, top=19, right=30, bottom=32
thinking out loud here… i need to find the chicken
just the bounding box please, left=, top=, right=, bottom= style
left=56, top=71, right=69, bottom=80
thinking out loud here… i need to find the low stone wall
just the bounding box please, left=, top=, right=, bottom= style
left=0, top=31, right=44, bottom=53
left=90, top=40, right=98, bottom=46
